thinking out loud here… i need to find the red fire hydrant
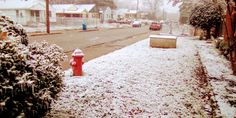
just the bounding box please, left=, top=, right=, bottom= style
left=70, top=49, right=84, bottom=76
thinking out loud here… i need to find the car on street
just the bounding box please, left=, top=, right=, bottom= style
left=117, top=20, right=132, bottom=24
left=132, top=21, right=141, bottom=27
left=149, top=22, right=162, bottom=30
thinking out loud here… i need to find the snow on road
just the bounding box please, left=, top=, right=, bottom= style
left=46, top=37, right=212, bottom=117
left=25, top=23, right=130, bottom=33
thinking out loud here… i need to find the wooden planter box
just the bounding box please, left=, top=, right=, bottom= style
left=149, top=35, right=177, bottom=48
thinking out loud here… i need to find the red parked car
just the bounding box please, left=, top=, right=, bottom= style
left=149, top=22, right=162, bottom=30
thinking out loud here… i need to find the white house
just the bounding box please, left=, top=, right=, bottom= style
left=52, top=4, right=98, bottom=18
left=0, top=0, right=56, bottom=26
left=99, top=7, right=113, bottom=23
left=125, top=10, right=138, bottom=20
left=113, top=8, right=128, bottom=20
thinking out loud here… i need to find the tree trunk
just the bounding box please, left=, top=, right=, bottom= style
left=206, top=29, right=211, bottom=40
left=232, top=5, right=236, bottom=74
left=193, top=28, right=196, bottom=36
left=216, top=23, right=221, bottom=38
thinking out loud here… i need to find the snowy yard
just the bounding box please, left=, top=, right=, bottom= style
left=198, top=42, right=236, bottom=118
left=46, top=37, right=223, bottom=117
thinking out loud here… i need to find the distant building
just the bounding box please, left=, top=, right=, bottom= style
left=113, top=9, right=128, bottom=20
left=138, top=11, right=149, bottom=19
left=52, top=4, right=99, bottom=19
left=125, top=10, right=138, bottom=20
left=78, top=0, right=117, bottom=10
left=123, top=10, right=149, bottom=20
left=99, top=7, right=112, bottom=23
left=0, top=0, right=56, bottom=26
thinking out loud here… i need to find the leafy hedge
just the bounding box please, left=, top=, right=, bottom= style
left=0, top=16, right=66, bottom=117
left=189, top=2, right=223, bottom=39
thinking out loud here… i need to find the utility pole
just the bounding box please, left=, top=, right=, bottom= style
left=46, top=0, right=50, bottom=34
left=162, top=8, right=165, bottom=20
left=137, top=0, right=139, bottom=11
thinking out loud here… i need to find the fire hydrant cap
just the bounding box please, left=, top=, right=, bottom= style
left=72, top=49, right=84, bottom=57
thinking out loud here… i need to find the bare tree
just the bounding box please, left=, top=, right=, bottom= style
left=143, top=0, right=163, bottom=19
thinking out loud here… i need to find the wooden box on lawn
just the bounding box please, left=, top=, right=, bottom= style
left=149, top=35, right=177, bottom=48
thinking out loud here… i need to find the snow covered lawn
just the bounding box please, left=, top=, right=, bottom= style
left=198, top=42, right=236, bottom=118
left=46, top=37, right=214, bottom=117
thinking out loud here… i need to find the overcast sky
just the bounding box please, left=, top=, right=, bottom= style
left=115, top=0, right=180, bottom=13
left=161, top=0, right=180, bottom=13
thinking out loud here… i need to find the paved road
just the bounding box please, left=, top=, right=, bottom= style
left=29, top=26, right=150, bottom=52
left=29, top=26, right=161, bottom=69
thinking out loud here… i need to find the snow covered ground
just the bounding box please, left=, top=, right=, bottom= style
left=45, top=37, right=219, bottom=117
left=198, top=42, right=236, bottom=118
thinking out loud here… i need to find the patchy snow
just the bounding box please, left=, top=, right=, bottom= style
left=24, top=23, right=126, bottom=33
left=198, top=42, right=236, bottom=118
left=198, top=43, right=232, bottom=78
left=52, top=4, right=96, bottom=14
left=25, top=26, right=81, bottom=33
left=97, top=23, right=131, bottom=29
left=46, top=37, right=214, bottom=117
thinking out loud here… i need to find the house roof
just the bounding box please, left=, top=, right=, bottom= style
left=99, top=7, right=112, bottom=13
left=115, top=8, right=128, bottom=14
left=52, top=4, right=95, bottom=14
left=126, top=10, right=138, bottom=14
left=75, top=4, right=95, bottom=13
left=52, top=4, right=73, bottom=13
left=0, top=0, right=46, bottom=10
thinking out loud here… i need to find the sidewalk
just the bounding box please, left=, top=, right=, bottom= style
left=46, top=37, right=236, bottom=117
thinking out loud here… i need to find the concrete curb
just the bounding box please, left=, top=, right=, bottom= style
left=78, top=29, right=99, bottom=32
left=30, top=32, right=62, bottom=36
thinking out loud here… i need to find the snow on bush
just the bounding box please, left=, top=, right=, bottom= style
left=189, top=2, right=223, bottom=39
left=27, top=41, right=67, bottom=99
left=0, top=16, right=28, bottom=46
left=0, top=16, right=66, bottom=117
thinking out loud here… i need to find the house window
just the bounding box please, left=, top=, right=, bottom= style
left=30, top=10, right=40, bottom=17
left=20, top=13, right=23, bottom=17
left=16, top=10, right=19, bottom=17
left=30, top=11, right=34, bottom=16
left=16, top=10, right=23, bottom=18
left=35, top=11, right=40, bottom=17
left=65, top=14, right=72, bottom=17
